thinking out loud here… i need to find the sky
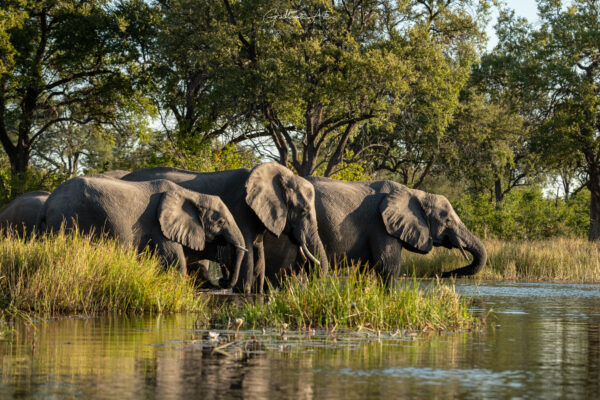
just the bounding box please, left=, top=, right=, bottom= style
left=487, top=0, right=539, bottom=49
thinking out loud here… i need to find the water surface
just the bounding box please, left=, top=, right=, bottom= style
left=1, top=282, right=599, bottom=399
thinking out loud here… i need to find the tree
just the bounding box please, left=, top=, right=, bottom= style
left=0, top=0, right=152, bottom=190
left=150, top=0, right=242, bottom=150
left=443, top=90, right=538, bottom=204
left=222, top=0, right=489, bottom=177
left=499, top=0, right=600, bottom=240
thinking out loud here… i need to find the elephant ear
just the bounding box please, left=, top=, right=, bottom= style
left=158, top=191, right=206, bottom=251
left=379, top=188, right=433, bottom=253
left=245, top=162, right=289, bottom=236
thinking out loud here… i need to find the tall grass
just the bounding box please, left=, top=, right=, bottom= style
left=402, top=238, right=600, bottom=283
left=212, top=266, right=479, bottom=332
left=0, top=229, right=203, bottom=314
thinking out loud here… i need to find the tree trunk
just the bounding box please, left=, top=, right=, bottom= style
left=494, top=178, right=504, bottom=206
left=588, top=163, right=600, bottom=241
left=299, top=142, right=318, bottom=177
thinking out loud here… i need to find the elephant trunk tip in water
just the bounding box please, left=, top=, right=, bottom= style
left=218, top=247, right=247, bottom=289
left=441, top=234, right=488, bottom=278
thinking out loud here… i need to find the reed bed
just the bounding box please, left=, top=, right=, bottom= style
left=402, top=238, right=600, bottom=283
left=211, top=266, right=480, bottom=332
left=0, top=230, right=482, bottom=333
left=0, top=229, right=202, bottom=314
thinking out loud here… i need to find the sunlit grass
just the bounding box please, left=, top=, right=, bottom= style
left=402, top=238, right=600, bottom=283
left=0, top=230, right=482, bottom=333
left=211, top=265, right=480, bottom=332
left=0, top=228, right=204, bottom=314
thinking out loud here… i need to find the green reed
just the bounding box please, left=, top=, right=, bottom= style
left=0, top=228, right=203, bottom=314
left=211, top=264, right=480, bottom=332
left=402, top=238, right=600, bottom=283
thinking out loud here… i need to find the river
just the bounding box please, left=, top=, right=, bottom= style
left=0, top=282, right=599, bottom=399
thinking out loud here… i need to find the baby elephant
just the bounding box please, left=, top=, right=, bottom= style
left=43, top=176, right=247, bottom=288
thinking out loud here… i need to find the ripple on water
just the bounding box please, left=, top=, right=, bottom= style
left=455, top=281, right=600, bottom=299
left=335, top=366, right=528, bottom=389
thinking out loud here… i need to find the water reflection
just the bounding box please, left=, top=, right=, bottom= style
left=0, top=282, right=599, bottom=399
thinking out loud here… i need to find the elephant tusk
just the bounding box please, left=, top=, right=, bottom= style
left=301, top=243, right=321, bottom=266
left=234, top=244, right=248, bottom=253
left=458, top=244, right=470, bottom=261
left=298, top=245, right=307, bottom=260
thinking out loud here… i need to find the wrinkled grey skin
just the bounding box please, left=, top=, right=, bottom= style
left=122, top=162, right=329, bottom=293
left=264, top=177, right=487, bottom=284
left=43, top=176, right=247, bottom=288
left=0, top=191, right=50, bottom=236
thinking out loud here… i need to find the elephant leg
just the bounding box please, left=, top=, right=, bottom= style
left=370, top=235, right=402, bottom=287
left=194, top=259, right=213, bottom=285
left=155, top=238, right=188, bottom=276
left=253, top=235, right=265, bottom=294
left=238, top=235, right=255, bottom=294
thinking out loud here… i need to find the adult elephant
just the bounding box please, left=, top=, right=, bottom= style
left=43, top=176, right=247, bottom=289
left=121, top=163, right=328, bottom=293
left=0, top=191, right=50, bottom=236
left=264, top=177, right=487, bottom=284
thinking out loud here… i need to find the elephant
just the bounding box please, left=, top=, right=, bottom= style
left=121, top=162, right=329, bottom=293
left=264, top=177, right=487, bottom=284
left=43, top=176, right=247, bottom=288
left=0, top=191, right=50, bottom=236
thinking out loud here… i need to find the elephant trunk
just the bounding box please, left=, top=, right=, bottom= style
left=441, top=227, right=487, bottom=278
left=314, top=236, right=329, bottom=274
left=297, top=225, right=329, bottom=275
left=218, top=223, right=247, bottom=289
left=219, top=247, right=246, bottom=289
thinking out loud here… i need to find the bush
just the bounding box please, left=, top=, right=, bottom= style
left=454, top=186, right=589, bottom=240
left=0, top=156, right=66, bottom=208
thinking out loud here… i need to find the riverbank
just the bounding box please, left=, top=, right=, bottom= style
left=0, top=231, right=478, bottom=332
left=403, top=238, right=600, bottom=283
left=0, top=230, right=202, bottom=314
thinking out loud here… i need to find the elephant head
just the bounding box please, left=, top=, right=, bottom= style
left=158, top=190, right=247, bottom=288
left=245, top=163, right=328, bottom=272
left=379, top=187, right=487, bottom=277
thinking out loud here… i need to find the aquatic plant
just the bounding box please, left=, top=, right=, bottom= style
left=211, top=265, right=480, bottom=332
left=0, top=228, right=203, bottom=314
left=402, top=238, right=600, bottom=283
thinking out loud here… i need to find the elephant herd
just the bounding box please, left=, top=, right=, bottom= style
left=0, top=163, right=487, bottom=293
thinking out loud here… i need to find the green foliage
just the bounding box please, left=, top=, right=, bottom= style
left=212, top=265, right=480, bottom=332
left=442, top=89, right=539, bottom=201
left=0, top=155, right=64, bottom=207
left=142, top=139, right=259, bottom=173
left=453, top=186, right=589, bottom=240
left=0, top=228, right=203, bottom=314
left=0, top=0, right=155, bottom=179
left=314, top=150, right=372, bottom=181
left=489, top=0, right=600, bottom=238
